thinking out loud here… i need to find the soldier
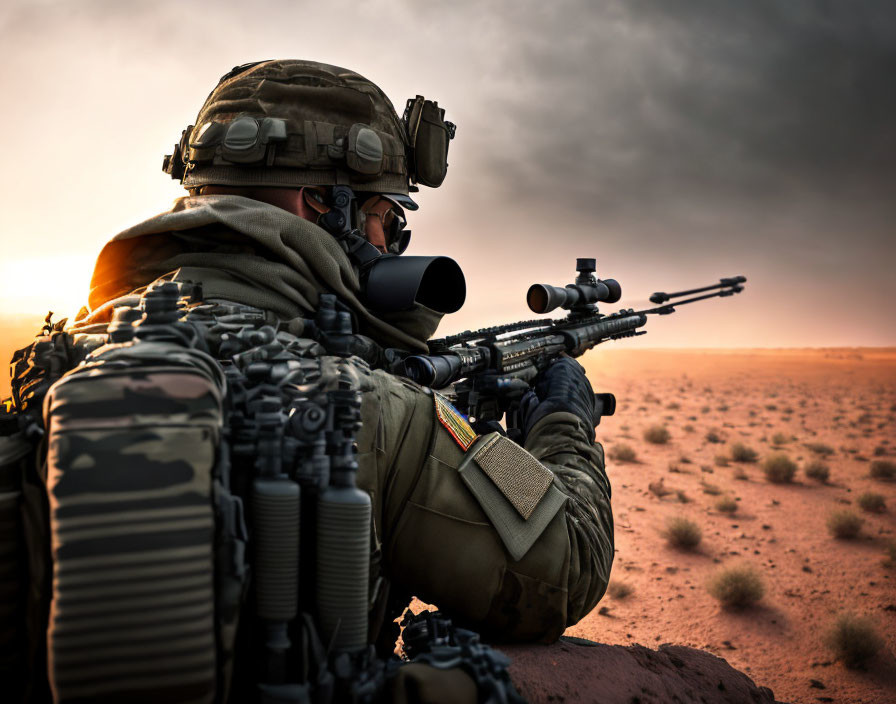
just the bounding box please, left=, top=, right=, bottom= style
left=5, top=60, right=613, bottom=701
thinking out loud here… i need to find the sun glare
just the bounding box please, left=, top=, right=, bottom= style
left=0, top=255, right=95, bottom=321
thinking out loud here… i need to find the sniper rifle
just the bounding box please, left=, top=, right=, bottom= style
left=396, top=258, right=746, bottom=439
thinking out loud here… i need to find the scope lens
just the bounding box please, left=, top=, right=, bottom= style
left=526, top=285, right=550, bottom=314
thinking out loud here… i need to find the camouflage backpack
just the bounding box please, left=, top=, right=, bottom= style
left=1, top=281, right=523, bottom=704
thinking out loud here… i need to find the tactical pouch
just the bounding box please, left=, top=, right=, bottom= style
left=43, top=342, right=224, bottom=703
left=457, top=433, right=566, bottom=561
left=404, top=96, right=455, bottom=188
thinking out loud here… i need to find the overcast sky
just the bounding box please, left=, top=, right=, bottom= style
left=0, top=0, right=893, bottom=347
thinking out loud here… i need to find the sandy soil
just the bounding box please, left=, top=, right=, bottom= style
left=565, top=348, right=896, bottom=704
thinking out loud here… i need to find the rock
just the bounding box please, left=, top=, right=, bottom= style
left=500, top=638, right=782, bottom=704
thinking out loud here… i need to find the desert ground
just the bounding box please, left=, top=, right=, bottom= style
left=2, top=324, right=894, bottom=702
left=562, top=347, right=895, bottom=704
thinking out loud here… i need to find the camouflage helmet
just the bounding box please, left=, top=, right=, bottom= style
left=164, top=60, right=455, bottom=195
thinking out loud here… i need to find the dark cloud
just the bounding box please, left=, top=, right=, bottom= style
left=460, top=1, right=896, bottom=229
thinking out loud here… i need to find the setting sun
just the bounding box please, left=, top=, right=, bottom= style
left=0, top=254, right=94, bottom=321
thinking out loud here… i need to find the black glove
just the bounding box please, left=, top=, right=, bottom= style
left=520, top=357, right=598, bottom=442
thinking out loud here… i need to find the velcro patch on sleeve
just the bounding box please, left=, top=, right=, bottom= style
left=434, top=392, right=477, bottom=451
left=473, top=434, right=554, bottom=519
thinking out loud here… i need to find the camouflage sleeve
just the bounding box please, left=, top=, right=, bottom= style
left=523, top=411, right=614, bottom=626
left=358, top=369, right=613, bottom=643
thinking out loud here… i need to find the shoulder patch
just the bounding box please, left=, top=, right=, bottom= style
left=434, top=392, right=477, bottom=451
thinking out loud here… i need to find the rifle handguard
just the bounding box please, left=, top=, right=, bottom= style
left=404, top=346, right=490, bottom=388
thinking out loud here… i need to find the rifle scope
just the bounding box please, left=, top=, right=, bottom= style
left=527, top=258, right=622, bottom=314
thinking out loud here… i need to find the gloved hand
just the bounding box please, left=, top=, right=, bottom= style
left=519, top=357, right=597, bottom=442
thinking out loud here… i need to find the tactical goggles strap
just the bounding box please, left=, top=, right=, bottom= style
left=318, top=186, right=384, bottom=271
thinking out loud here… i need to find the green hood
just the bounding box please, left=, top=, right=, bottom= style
left=88, top=195, right=443, bottom=352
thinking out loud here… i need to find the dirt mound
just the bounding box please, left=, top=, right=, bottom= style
left=501, top=637, right=782, bottom=703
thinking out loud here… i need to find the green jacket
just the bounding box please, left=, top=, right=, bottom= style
left=356, top=364, right=613, bottom=642
left=80, top=194, right=615, bottom=642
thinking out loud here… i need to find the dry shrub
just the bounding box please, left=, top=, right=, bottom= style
left=806, top=442, right=835, bottom=456
left=708, top=565, right=764, bottom=609
left=827, top=510, right=864, bottom=539
left=701, top=482, right=722, bottom=496
left=762, top=453, right=797, bottom=483
left=611, top=443, right=637, bottom=463
left=870, top=460, right=895, bottom=480
left=676, top=491, right=691, bottom=504
left=649, top=480, right=671, bottom=498
left=805, top=460, right=830, bottom=483
left=771, top=432, right=790, bottom=446
left=884, top=541, right=896, bottom=569
left=608, top=581, right=634, bottom=599
left=644, top=425, right=671, bottom=444
left=714, top=454, right=729, bottom=467
left=683, top=424, right=695, bottom=433
left=664, top=516, right=702, bottom=550
left=730, top=442, right=758, bottom=463
left=825, top=613, right=883, bottom=668
left=715, top=496, right=738, bottom=514
left=733, top=467, right=749, bottom=481
left=857, top=492, right=886, bottom=513
left=706, top=429, right=722, bottom=444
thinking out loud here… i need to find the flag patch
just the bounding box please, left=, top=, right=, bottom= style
left=434, top=392, right=478, bottom=451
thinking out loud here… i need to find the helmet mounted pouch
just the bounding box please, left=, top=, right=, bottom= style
left=404, top=96, right=454, bottom=188
left=346, top=124, right=384, bottom=177
left=218, top=117, right=288, bottom=164
left=190, top=121, right=226, bottom=149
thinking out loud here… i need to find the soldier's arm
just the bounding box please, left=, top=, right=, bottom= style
left=523, top=411, right=613, bottom=627
left=356, top=365, right=613, bottom=644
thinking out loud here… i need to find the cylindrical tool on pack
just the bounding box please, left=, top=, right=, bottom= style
left=250, top=393, right=304, bottom=697
left=252, top=477, right=302, bottom=700
left=315, top=386, right=370, bottom=654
